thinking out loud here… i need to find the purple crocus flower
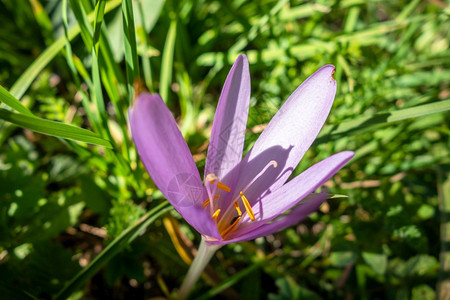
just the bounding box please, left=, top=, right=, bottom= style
left=130, top=54, right=353, bottom=246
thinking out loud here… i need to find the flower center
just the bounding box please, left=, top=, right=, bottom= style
left=202, top=160, right=277, bottom=238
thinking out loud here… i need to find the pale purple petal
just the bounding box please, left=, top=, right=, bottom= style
left=205, top=54, right=251, bottom=189
left=240, top=151, right=354, bottom=225
left=234, top=65, right=337, bottom=203
left=208, top=192, right=328, bottom=245
left=212, top=151, right=353, bottom=244
left=179, top=206, right=222, bottom=240
left=129, top=93, right=202, bottom=207
left=129, top=93, right=220, bottom=239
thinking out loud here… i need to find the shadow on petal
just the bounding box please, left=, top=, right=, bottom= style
left=216, top=145, right=293, bottom=212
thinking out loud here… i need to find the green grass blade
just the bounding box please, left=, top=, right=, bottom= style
left=136, top=0, right=155, bottom=92
left=54, top=202, right=171, bottom=300
left=61, top=0, right=82, bottom=81
left=0, top=85, right=33, bottom=116
left=61, top=0, right=99, bottom=133
left=437, top=164, right=450, bottom=298
left=92, top=0, right=107, bottom=54
left=386, top=99, right=450, bottom=121
left=334, top=15, right=428, bottom=44
left=71, top=0, right=132, bottom=159
left=68, top=0, right=93, bottom=50
left=122, top=0, right=140, bottom=104
left=90, top=0, right=107, bottom=120
left=396, top=0, right=421, bottom=21
left=0, top=108, right=112, bottom=148
left=317, top=99, right=450, bottom=143
left=9, top=0, right=122, bottom=100
left=9, top=35, right=65, bottom=100
left=69, top=0, right=114, bottom=144
left=160, top=19, right=177, bottom=102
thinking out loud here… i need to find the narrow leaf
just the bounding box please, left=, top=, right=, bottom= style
left=68, top=0, right=93, bottom=50
left=0, top=108, right=112, bottom=148
left=122, top=0, right=140, bottom=104
left=160, top=19, right=177, bottom=102
left=437, top=165, right=450, bottom=298
left=90, top=0, right=107, bottom=121
left=0, top=85, right=33, bottom=116
left=317, top=100, right=450, bottom=143
left=92, top=0, right=107, bottom=55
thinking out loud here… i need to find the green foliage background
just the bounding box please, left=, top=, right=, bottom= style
left=0, top=0, right=449, bottom=299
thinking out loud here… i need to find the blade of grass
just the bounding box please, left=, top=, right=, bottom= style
left=71, top=0, right=136, bottom=175
left=344, top=6, right=360, bottom=33
left=69, top=0, right=121, bottom=149
left=61, top=0, right=99, bottom=133
left=80, top=0, right=131, bottom=157
left=72, top=0, right=137, bottom=177
left=68, top=0, right=111, bottom=142
left=396, top=0, right=421, bottom=21
left=0, top=85, right=33, bottom=116
left=90, top=0, right=107, bottom=124
left=54, top=202, right=171, bottom=300
left=334, top=15, right=428, bottom=44
left=136, top=0, right=154, bottom=92
left=160, top=19, right=177, bottom=102
left=437, top=164, right=450, bottom=297
left=0, top=108, right=112, bottom=148
left=79, top=0, right=127, bottom=103
left=97, top=24, right=127, bottom=103
left=317, top=99, right=450, bottom=143
left=122, top=0, right=140, bottom=104
left=279, top=2, right=330, bottom=21
left=68, top=0, right=93, bottom=49
left=9, top=0, right=122, bottom=100
left=92, top=0, right=106, bottom=54
left=88, top=0, right=132, bottom=161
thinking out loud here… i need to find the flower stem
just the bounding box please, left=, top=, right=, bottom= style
left=178, top=237, right=221, bottom=299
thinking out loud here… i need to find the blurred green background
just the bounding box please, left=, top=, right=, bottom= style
left=0, top=0, right=449, bottom=299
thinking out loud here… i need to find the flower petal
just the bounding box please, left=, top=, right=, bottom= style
left=236, top=65, right=337, bottom=202
left=205, top=54, right=251, bottom=187
left=178, top=205, right=222, bottom=240
left=209, top=192, right=328, bottom=245
left=238, top=151, right=354, bottom=228
left=129, top=93, right=202, bottom=207
left=129, top=93, right=220, bottom=239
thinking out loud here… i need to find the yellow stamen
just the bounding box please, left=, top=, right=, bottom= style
left=202, top=195, right=220, bottom=208
left=221, top=217, right=241, bottom=238
left=202, top=199, right=210, bottom=208
left=217, top=182, right=231, bottom=192
left=234, top=201, right=242, bottom=216
left=240, top=192, right=255, bottom=221
left=212, top=209, right=221, bottom=221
